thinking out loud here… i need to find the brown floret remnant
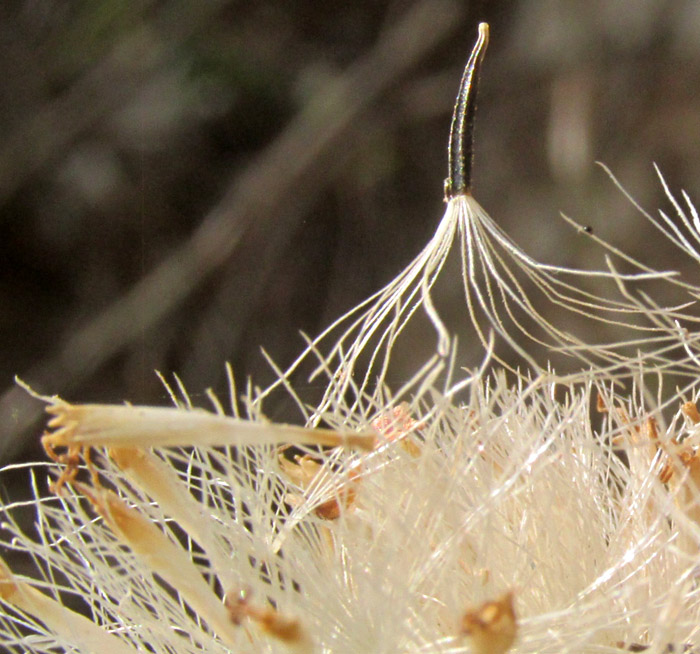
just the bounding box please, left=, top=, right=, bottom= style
left=461, top=592, right=517, bottom=654
left=279, top=452, right=360, bottom=520
left=41, top=400, right=99, bottom=493
left=682, top=401, right=700, bottom=425
left=654, top=400, right=700, bottom=489
left=372, top=402, right=422, bottom=457
left=225, top=587, right=307, bottom=646
left=596, top=392, right=700, bottom=487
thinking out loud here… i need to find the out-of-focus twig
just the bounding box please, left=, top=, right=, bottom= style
left=0, top=2, right=222, bottom=205
left=1, top=0, right=463, bottom=461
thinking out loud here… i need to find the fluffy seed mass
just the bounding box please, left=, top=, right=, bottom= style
left=3, top=25, right=700, bottom=654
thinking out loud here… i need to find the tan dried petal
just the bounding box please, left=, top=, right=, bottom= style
left=78, top=484, right=240, bottom=648
left=0, top=556, right=139, bottom=653
left=43, top=401, right=376, bottom=451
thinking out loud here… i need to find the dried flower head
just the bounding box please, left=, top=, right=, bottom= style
left=3, top=21, right=700, bottom=654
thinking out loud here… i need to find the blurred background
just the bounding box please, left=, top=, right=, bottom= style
left=2, top=0, right=700, bottom=476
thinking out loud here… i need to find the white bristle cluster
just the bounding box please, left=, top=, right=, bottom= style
left=3, top=353, right=700, bottom=652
